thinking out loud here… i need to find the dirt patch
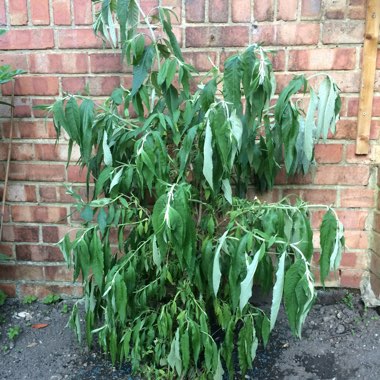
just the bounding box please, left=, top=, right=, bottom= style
left=0, top=289, right=379, bottom=380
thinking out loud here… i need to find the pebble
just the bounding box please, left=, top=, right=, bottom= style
left=50, top=376, right=62, bottom=380
left=336, top=312, right=343, bottom=319
left=336, top=324, right=345, bottom=334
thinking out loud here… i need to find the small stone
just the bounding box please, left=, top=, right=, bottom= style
left=336, top=324, right=345, bottom=334
left=336, top=312, right=343, bottom=319
left=50, top=376, right=62, bottom=380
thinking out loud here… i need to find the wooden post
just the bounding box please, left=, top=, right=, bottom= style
left=356, top=0, right=380, bottom=155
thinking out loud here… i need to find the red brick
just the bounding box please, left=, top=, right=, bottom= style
left=90, top=53, right=125, bottom=73
left=270, top=50, right=286, bottom=71
left=30, top=0, right=50, bottom=25
left=288, top=48, right=356, bottom=71
left=339, top=269, right=363, bottom=288
left=35, top=143, right=80, bottom=162
left=209, top=0, right=228, bottom=22
left=87, top=76, right=121, bottom=96
left=314, top=166, right=370, bottom=185
left=66, top=166, right=92, bottom=183
left=345, top=144, right=373, bottom=164
left=1, top=142, right=35, bottom=161
left=53, top=0, right=72, bottom=25
left=232, top=0, right=251, bottom=22
left=0, top=284, right=16, bottom=297
left=186, top=26, right=249, bottom=47
left=345, top=231, right=368, bottom=250
left=19, top=284, right=83, bottom=298
left=339, top=251, right=367, bottom=269
left=183, top=51, right=217, bottom=72
left=39, top=185, right=86, bottom=203
left=44, top=265, right=73, bottom=281
left=348, top=6, right=365, bottom=19
left=73, top=0, right=93, bottom=25
left=29, top=53, right=88, bottom=74
left=340, top=188, right=375, bottom=208
left=0, top=243, right=14, bottom=258
left=186, top=0, right=205, bottom=22
left=0, top=0, right=6, bottom=25
left=12, top=205, right=67, bottom=224
left=334, top=119, right=357, bottom=140
left=0, top=53, right=28, bottom=71
left=314, top=144, right=343, bottom=163
left=278, top=0, right=297, bottom=21
left=57, top=29, right=103, bottom=49
left=2, top=77, right=59, bottom=96
left=374, top=211, right=380, bottom=233
left=0, top=264, right=45, bottom=281
left=62, top=77, right=86, bottom=94
left=16, top=245, right=64, bottom=262
left=301, top=189, right=337, bottom=204
left=140, top=0, right=158, bottom=15
left=324, top=0, right=346, bottom=19
left=326, top=71, right=361, bottom=93
left=9, top=0, right=28, bottom=25
left=1, top=184, right=36, bottom=202
left=3, top=163, right=66, bottom=182
left=277, top=23, right=320, bottom=45
left=336, top=209, right=368, bottom=230
left=12, top=97, right=32, bottom=117
left=254, top=0, right=274, bottom=21
left=1, top=121, right=56, bottom=140
left=1, top=225, right=39, bottom=243
left=322, top=21, right=364, bottom=44
left=42, top=226, right=73, bottom=243
left=251, top=25, right=276, bottom=45
left=301, top=0, right=321, bottom=19
left=0, top=29, right=54, bottom=50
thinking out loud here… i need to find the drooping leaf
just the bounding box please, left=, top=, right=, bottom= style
left=270, top=252, right=286, bottom=331
left=203, top=119, right=214, bottom=190
left=212, top=231, right=229, bottom=297
left=131, top=45, right=155, bottom=95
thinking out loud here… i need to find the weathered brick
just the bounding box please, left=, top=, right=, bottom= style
left=0, top=0, right=6, bottom=25
left=53, top=0, right=72, bottom=25
left=301, top=0, right=321, bottom=19
left=232, top=0, right=251, bottom=22
left=42, top=226, right=73, bottom=243
left=57, top=29, right=103, bottom=49
left=1, top=184, right=36, bottom=202
left=277, top=0, right=297, bottom=21
left=300, top=189, right=337, bottom=205
left=209, top=0, right=228, bottom=22
left=186, top=26, right=249, bottom=47
left=12, top=205, right=67, bottom=224
left=0, top=53, right=28, bottom=71
left=62, top=77, right=87, bottom=94
left=16, top=245, right=64, bottom=262
left=87, top=76, right=121, bottom=96
left=1, top=225, right=39, bottom=242
left=73, top=0, right=93, bottom=25
left=0, top=29, right=54, bottom=50
left=322, top=21, right=364, bottom=44
left=29, top=53, right=88, bottom=74
left=35, top=143, right=80, bottom=162
left=314, top=166, right=370, bottom=185
left=254, top=0, right=274, bottom=21
left=340, top=188, right=375, bottom=208
left=183, top=51, right=217, bottom=72
left=161, top=0, right=182, bottom=24
left=186, top=0, right=205, bottom=22
left=0, top=142, right=34, bottom=161
left=0, top=243, right=14, bottom=258
left=9, top=0, right=28, bottom=25
left=4, top=163, right=66, bottom=182
left=277, top=23, right=320, bottom=45
left=30, top=0, right=50, bottom=25
left=2, top=77, right=59, bottom=96
left=90, top=53, right=125, bottom=73
left=340, top=270, right=363, bottom=288
left=0, top=284, right=16, bottom=297
left=44, top=266, right=73, bottom=281
left=314, top=144, right=343, bottom=163
left=251, top=25, right=276, bottom=45
left=288, top=48, right=356, bottom=71
left=324, top=0, right=346, bottom=19
left=31, top=98, right=56, bottom=118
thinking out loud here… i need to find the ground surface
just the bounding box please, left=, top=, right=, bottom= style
left=0, top=289, right=379, bottom=380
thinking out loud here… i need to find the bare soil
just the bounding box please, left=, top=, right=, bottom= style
left=0, top=289, right=379, bottom=380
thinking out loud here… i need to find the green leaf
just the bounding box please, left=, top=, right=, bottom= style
left=214, top=353, right=225, bottom=380
left=270, top=252, right=286, bottom=331
left=80, top=205, right=93, bottom=222
left=223, top=55, right=242, bottom=115
left=304, top=89, right=318, bottom=161
left=117, top=0, right=130, bottom=46
left=320, top=209, right=338, bottom=286
left=115, top=274, right=128, bottom=323
left=131, top=45, right=155, bottom=96
left=212, top=231, right=229, bottom=297
left=222, top=179, right=232, bottom=204
left=180, top=329, right=190, bottom=372
left=203, top=119, right=214, bottom=190
left=240, top=243, right=265, bottom=310
left=152, top=235, right=161, bottom=269
left=168, top=328, right=182, bottom=376
left=65, top=96, right=81, bottom=143
left=110, top=168, right=123, bottom=191
left=165, top=60, right=177, bottom=88
left=102, top=131, right=113, bottom=166
left=90, top=232, right=104, bottom=288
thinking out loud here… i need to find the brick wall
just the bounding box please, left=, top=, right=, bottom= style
left=0, top=0, right=378, bottom=298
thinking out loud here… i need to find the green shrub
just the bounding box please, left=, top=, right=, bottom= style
left=44, top=2, right=344, bottom=378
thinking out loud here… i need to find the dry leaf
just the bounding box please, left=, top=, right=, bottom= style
left=32, top=323, right=48, bottom=329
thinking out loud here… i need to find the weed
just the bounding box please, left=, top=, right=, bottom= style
left=1, top=345, right=9, bottom=353
left=0, top=290, right=7, bottom=306
left=0, top=314, right=5, bottom=324
left=61, top=303, right=70, bottom=314
left=42, top=294, right=61, bottom=305
left=7, top=326, right=21, bottom=341
left=22, top=295, right=38, bottom=305
left=342, top=291, right=354, bottom=310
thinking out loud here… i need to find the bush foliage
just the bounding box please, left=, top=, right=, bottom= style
left=45, top=2, right=344, bottom=378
